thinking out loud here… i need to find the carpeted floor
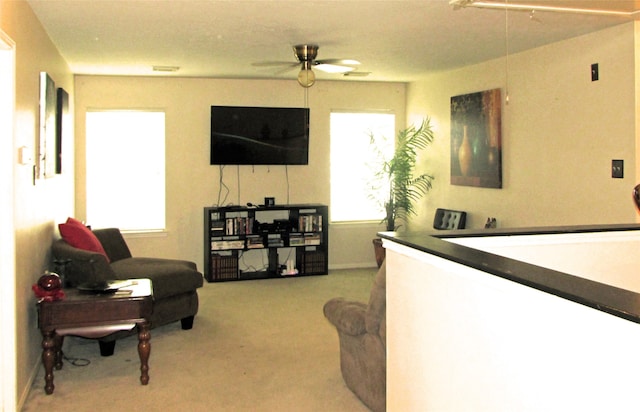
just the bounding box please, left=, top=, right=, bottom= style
left=22, top=268, right=377, bottom=412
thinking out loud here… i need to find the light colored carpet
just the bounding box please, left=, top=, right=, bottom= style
left=23, top=268, right=376, bottom=412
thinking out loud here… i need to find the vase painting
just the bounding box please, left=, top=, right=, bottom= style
left=458, top=125, right=472, bottom=177
left=450, top=88, right=502, bottom=188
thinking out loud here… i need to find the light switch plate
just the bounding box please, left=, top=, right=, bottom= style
left=18, top=146, right=32, bottom=165
left=612, top=159, right=624, bottom=178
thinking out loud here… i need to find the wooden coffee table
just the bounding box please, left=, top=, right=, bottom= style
left=37, top=278, right=153, bottom=395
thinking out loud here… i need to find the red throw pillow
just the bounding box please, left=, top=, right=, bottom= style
left=58, top=218, right=110, bottom=262
left=64, top=217, right=85, bottom=227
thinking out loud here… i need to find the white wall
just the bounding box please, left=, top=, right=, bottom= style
left=385, top=239, right=640, bottom=411
left=1, top=0, right=75, bottom=408
left=74, top=23, right=640, bottom=268
left=449, top=230, right=640, bottom=293
left=74, top=77, right=406, bottom=269
left=406, top=22, right=638, bottom=230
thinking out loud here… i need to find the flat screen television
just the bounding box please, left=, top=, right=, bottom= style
left=210, top=105, right=310, bottom=165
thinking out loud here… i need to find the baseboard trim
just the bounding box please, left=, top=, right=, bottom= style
left=19, top=359, right=41, bottom=410
left=329, top=262, right=378, bottom=270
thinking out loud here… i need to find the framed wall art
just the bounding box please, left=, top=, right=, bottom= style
left=55, top=87, right=69, bottom=174
left=450, top=88, right=502, bottom=188
left=38, top=72, right=56, bottom=179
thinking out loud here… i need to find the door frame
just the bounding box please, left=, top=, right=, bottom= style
left=0, top=28, right=18, bottom=411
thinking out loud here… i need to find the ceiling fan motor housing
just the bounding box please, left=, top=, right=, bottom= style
left=294, top=44, right=318, bottom=62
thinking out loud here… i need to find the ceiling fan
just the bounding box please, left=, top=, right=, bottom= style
left=254, top=44, right=360, bottom=88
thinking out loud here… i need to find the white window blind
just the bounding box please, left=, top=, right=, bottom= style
left=330, top=112, right=395, bottom=222
left=86, top=110, right=165, bottom=231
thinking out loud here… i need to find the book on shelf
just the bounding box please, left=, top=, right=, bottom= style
left=210, top=253, right=238, bottom=281
left=211, top=237, right=245, bottom=250
left=298, top=249, right=326, bottom=274
left=267, top=233, right=284, bottom=247
left=303, top=233, right=322, bottom=245
left=289, top=233, right=305, bottom=246
left=225, top=216, right=254, bottom=235
left=210, top=220, right=225, bottom=234
left=246, top=235, right=265, bottom=249
left=298, top=214, right=322, bottom=232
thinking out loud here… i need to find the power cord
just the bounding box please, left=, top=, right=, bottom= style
left=238, top=250, right=264, bottom=273
left=236, top=165, right=241, bottom=205
left=63, top=353, right=91, bottom=367
left=217, top=165, right=230, bottom=206
left=285, top=165, right=290, bottom=204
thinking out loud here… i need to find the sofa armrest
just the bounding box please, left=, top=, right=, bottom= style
left=52, top=239, right=117, bottom=287
left=323, top=298, right=367, bottom=336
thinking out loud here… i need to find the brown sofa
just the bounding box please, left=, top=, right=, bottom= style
left=323, top=263, right=386, bottom=412
left=52, top=228, right=204, bottom=355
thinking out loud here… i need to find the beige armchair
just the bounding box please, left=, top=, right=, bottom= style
left=323, top=263, right=386, bottom=412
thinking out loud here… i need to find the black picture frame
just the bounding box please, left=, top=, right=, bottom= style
left=38, top=72, right=56, bottom=179
left=55, top=87, right=68, bottom=174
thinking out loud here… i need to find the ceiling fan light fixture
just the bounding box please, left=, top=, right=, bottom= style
left=291, top=44, right=359, bottom=87
left=297, top=61, right=315, bottom=88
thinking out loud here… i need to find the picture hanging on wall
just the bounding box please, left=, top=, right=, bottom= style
left=38, top=72, right=57, bottom=179
left=55, top=87, right=69, bottom=174
left=450, top=88, right=502, bottom=188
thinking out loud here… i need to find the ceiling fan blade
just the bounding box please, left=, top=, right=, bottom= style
left=252, top=61, right=298, bottom=68
left=313, top=58, right=360, bottom=73
left=254, top=45, right=360, bottom=80
left=274, top=64, right=300, bottom=75
left=314, top=63, right=356, bottom=74
left=315, top=58, right=360, bottom=66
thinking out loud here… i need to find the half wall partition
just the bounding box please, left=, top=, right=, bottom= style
left=381, top=225, right=640, bottom=411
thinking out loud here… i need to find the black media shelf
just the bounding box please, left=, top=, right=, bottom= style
left=203, top=204, right=328, bottom=282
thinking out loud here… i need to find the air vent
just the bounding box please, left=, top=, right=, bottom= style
left=152, top=65, right=180, bottom=72
left=343, top=71, right=371, bottom=77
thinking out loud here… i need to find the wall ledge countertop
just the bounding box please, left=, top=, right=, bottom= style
left=379, top=224, right=640, bottom=324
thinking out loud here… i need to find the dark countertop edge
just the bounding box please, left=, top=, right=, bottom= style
left=379, top=224, right=640, bottom=324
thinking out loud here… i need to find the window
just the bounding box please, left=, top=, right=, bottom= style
left=330, top=112, right=395, bottom=222
left=86, top=111, right=165, bottom=231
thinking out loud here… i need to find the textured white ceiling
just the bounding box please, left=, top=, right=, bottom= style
left=26, top=0, right=638, bottom=83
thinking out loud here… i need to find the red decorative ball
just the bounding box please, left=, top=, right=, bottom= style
left=37, top=272, right=62, bottom=291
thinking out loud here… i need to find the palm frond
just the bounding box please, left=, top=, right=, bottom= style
left=367, top=117, right=435, bottom=231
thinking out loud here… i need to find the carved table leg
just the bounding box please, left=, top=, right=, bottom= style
left=54, top=334, right=64, bottom=370
left=137, top=321, right=151, bottom=385
left=41, top=330, right=56, bottom=395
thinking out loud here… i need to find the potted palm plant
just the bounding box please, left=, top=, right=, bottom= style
left=369, top=118, right=435, bottom=266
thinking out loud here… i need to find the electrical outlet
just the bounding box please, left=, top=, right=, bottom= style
left=612, top=159, right=623, bottom=178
